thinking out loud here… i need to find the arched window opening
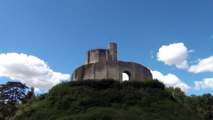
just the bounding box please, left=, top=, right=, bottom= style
left=122, top=71, right=131, bottom=81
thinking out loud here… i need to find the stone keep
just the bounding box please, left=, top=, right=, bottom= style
left=72, top=43, right=153, bottom=81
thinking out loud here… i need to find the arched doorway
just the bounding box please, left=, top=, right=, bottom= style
left=122, top=71, right=131, bottom=81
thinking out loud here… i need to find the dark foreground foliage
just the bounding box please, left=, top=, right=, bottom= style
left=0, top=82, right=34, bottom=120
left=11, top=80, right=212, bottom=120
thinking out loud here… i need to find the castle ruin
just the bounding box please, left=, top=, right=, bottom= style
left=72, top=43, right=152, bottom=81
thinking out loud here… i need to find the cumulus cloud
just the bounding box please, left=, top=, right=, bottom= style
left=151, top=70, right=190, bottom=92
left=157, top=42, right=189, bottom=69
left=195, top=78, right=213, bottom=90
left=188, top=56, right=213, bottom=73
left=0, top=53, right=70, bottom=91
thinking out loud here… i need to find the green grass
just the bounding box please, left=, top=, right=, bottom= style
left=11, top=79, right=202, bottom=120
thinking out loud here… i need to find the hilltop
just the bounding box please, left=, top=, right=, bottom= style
left=11, top=79, right=210, bottom=120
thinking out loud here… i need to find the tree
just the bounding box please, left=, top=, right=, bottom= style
left=200, top=94, right=213, bottom=120
left=0, top=81, right=34, bottom=119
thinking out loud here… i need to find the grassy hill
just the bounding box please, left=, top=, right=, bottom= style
left=11, top=79, right=204, bottom=120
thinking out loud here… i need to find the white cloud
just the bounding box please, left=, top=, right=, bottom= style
left=188, top=49, right=195, bottom=53
left=150, top=51, right=154, bottom=59
left=0, top=53, right=70, bottom=91
left=151, top=70, right=190, bottom=92
left=188, top=56, right=213, bottom=73
left=195, top=78, right=213, bottom=90
left=122, top=73, right=129, bottom=81
left=157, top=42, right=189, bottom=69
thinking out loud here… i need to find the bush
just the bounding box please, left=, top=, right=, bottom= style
left=11, top=79, right=202, bottom=120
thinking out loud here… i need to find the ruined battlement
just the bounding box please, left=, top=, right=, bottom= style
left=72, top=42, right=153, bottom=81
left=86, top=42, right=117, bottom=64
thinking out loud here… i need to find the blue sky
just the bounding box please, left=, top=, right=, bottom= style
left=0, top=0, right=212, bottom=95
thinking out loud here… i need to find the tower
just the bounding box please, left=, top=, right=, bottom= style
left=72, top=42, right=153, bottom=81
left=108, top=42, right=117, bottom=61
left=86, top=42, right=117, bottom=64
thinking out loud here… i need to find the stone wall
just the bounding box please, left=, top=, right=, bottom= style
left=86, top=43, right=117, bottom=64
left=72, top=61, right=153, bottom=81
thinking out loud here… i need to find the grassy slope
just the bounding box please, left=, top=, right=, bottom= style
left=12, top=80, right=202, bottom=120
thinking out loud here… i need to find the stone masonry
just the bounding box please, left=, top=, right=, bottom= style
left=72, top=43, right=152, bottom=81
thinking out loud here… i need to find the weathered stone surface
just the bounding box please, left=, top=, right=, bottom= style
left=72, top=61, right=152, bottom=81
left=86, top=43, right=117, bottom=64
left=71, top=43, right=153, bottom=81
